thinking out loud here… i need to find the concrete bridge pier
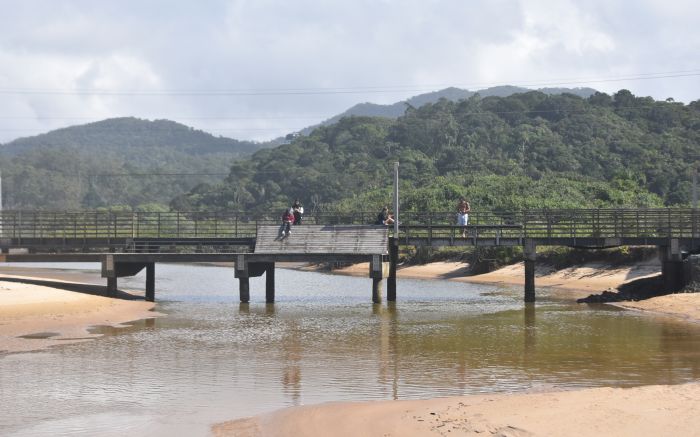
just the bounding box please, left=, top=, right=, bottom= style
left=101, top=255, right=156, bottom=301
left=524, top=239, right=537, bottom=303
left=265, top=263, right=275, bottom=303
left=387, top=238, right=398, bottom=302
left=145, top=263, right=155, bottom=302
left=660, top=239, right=685, bottom=292
left=235, top=255, right=275, bottom=303
left=370, top=254, right=389, bottom=304
left=107, top=277, right=118, bottom=296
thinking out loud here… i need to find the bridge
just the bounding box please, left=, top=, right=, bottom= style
left=0, top=209, right=698, bottom=303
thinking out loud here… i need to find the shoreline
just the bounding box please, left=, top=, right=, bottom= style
left=213, top=382, right=700, bottom=437
left=0, top=274, right=163, bottom=354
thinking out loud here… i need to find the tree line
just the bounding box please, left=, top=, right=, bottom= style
left=171, top=90, right=699, bottom=215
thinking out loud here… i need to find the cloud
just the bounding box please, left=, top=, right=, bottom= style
left=0, top=0, right=697, bottom=143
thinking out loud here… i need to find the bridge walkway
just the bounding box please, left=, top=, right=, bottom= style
left=235, top=225, right=391, bottom=304
left=254, top=225, right=389, bottom=255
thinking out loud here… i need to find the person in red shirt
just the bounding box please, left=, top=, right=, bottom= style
left=281, top=208, right=295, bottom=236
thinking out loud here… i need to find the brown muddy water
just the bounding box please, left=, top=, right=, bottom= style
left=2, top=263, right=700, bottom=436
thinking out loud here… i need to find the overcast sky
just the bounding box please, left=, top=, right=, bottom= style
left=0, top=0, right=698, bottom=143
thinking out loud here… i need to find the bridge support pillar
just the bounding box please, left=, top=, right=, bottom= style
left=387, top=238, right=398, bottom=301
left=145, top=263, right=155, bottom=302
left=235, top=255, right=250, bottom=303
left=661, top=240, right=685, bottom=292
left=239, top=278, right=250, bottom=303
left=107, top=277, right=117, bottom=296
left=370, top=254, right=389, bottom=304
left=372, top=278, right=383, bottom=304
left=265, top=262, right=275, bottom=303
left=524, top=239, right=536, bottom=303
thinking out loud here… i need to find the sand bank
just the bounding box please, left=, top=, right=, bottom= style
left=0, top=276, right=161, bottom=353
left=329, top=259, right=662, bottom=299
left=213, top=382, right=700, bottom=437
left=614, top=293, right=700, bottom=324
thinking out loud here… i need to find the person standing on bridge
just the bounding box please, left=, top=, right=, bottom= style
left=457, top=197, right=471, bottom=237
left=292, top=199, right=304, bottom=225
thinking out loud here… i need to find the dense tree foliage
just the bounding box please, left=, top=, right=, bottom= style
left=173, top=90, right=697, bottom=214
left=0, top=118, right=270, bottom=209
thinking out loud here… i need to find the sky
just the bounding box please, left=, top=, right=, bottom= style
left=0, top=0, right=698, bottom=144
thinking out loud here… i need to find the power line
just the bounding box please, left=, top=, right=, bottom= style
left=0, top=69, right=698, bottom=97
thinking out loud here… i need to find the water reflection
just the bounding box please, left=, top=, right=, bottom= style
left=280, top=319, right=302, bottom=404
left=524, top=303, right=536, bottom=360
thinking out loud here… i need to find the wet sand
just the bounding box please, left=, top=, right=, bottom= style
left=0, top=274, right=162, bottom=353
left=217, top=259, right=700, bottom=437
left=214, top=382, right=700, bottom=437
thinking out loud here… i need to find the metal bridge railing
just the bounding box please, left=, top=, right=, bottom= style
left=0, top=209, right=698, bottom=241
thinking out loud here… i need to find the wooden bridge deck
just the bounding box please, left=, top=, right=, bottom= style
left=254, top=225, right=389, bottom=255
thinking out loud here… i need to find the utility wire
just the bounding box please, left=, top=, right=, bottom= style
left=0, top=70, right=698, bottom=96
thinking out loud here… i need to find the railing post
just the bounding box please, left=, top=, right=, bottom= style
left=18, top=211, right=22, bottom=245
left=157, top=212, right=161, bottom=237
left=428, top=215, right=432, bottom=246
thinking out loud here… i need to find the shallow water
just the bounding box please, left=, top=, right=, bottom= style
left=2, top=263, right=700, bottom=436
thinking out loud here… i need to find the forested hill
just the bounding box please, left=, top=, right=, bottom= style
left=0, top=117, right=262, bottom=156
left=0, top=117, right=269, bottom=209
left=300, top=85, right=598, bottom=134
left=172, top=90, right=700, bottom=215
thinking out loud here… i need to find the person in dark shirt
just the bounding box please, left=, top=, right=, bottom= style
left=375, top=206, right=395, bottom=225
left=292, top=199, right=304, bottom=225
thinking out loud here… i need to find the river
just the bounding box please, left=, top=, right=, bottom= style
left=2, top=263, right=700, bottom=436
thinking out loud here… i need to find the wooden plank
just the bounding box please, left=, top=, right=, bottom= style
left=254, top=225, right=389, bottom=255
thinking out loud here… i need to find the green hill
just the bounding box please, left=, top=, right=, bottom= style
left=172, top=90, right=700, bottom=215
left=299, top=86, right=597, bottom=135
left=0, top=117, right=270, bottom=209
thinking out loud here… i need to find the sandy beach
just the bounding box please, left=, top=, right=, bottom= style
left=329, top=258, right=663, bottom=299
left=0, top=275, right=161, bottom=353
left=215, top=259, right=700, bottom=437
left=213, top=382, right=700, bottom=437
